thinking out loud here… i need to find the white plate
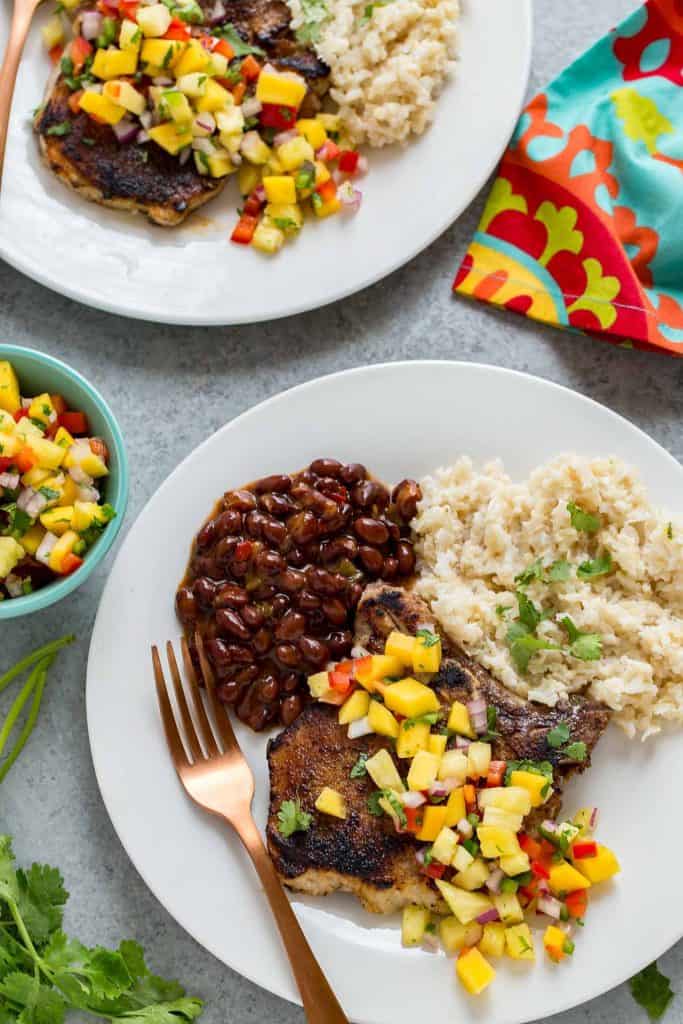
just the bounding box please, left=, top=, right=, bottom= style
left=87, top=362, right=683, bottom=1024
left=0, top=2, right=531, bottom=324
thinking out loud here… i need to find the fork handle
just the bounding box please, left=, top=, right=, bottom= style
left=237, top=816, right=349, bottom=1024
left=0, top=0, right=35, bottom=187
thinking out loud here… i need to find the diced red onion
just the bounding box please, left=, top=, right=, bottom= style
left=18, top=487, right=47, bottom=519
left=68, top=464, right=93, bottom=486
left=113, top=118, right=139, bottom=144
left=21, top=397, right=31, bottom=409
left=5, top=575, right=24, bottom=598
left=485, top=868, right=504, bottom=894
left=47, top=410, right=58, bottom=424
left=347, top=716, right=372, bottom=739
left=537, top=894, right=562, bottom=919
left=0, top=472, right=20, bottom=490
left=537, top=878, right=550, bottom=895
left=84, top=83, right=103, bottom=95
left=36, top=532, right=57, bottom=567
left=208, top=0, right=226, bottom=24
left=589, top=807, right=599, bottom=829
left=456, top=817, right=473, bottom=839
left=415, top=849, right=426, bottom=866
left=77, top=485, right=100, bottom=503
left=195, top=113, right=216, bottom=134
left=351, top=645, right=369, bottom=659
left=242, top=97, right=262, bottom=118
left=81, top=10, right=102, bottom=39
left=179, top=146, right=192, bottom=166
left=542, top=820, right=557, bottom=834
left=192, top=138, right=215, bottom=155
left=467, top=698, right=487, bottom=734
left=429, top=777, right=457, bottom=796
left=153, top=76, right=173, bottom=86
left=454, top=735, right=471, bottom=750
left=137, top=130, right=150, bottom=145
left=476, top=908, right=500, bottom=925
left=399, top=791, right=426, bottom=808
left=273, top=129, right=297, bottom=148
left=252, top=184, right=266, bottom=203
left=139, top=111, right=153, bottom=131
left=421, top=932, right=440, bottom=954
left=338, top=180, right=362, bottom=212
left=231, top=153, right=242, bottom=166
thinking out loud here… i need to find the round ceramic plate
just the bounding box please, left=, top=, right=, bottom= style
left=0, top=2, right=531, bottom=324
left=87, top=362, right=683, bottom=1024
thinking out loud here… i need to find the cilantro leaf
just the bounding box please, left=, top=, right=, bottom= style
left=482, top=705, right=501, bottom=740
left=367, top=790, right=407, bottom=827
left=403, top=712, right=440, bottom=730
left=415, top=629, right=440, bottom=649
left=276, top=800, right=312, bottom=838
left=560, top=617, right=603, bottom=661
left=350, top=753, right=369, bottom=779
left=46, top=122, right=71, bottom=137
left=15, top=864, right=67, bottom=946
left=294, top=0, right=329, bottom=43
left=567, top=502, right=601, bottom=534
left=547, top=723, right=570, bottom=748
left=367, top=791, right=384, bottom=816
left=547, top=559, right=572, bottom=583
left=576, top=550, right=613, bottom=580
left=514, top=559, right=544, bottom=587
left=495, top=604, right=512, bottom=618
left=515, top=590, right=545, bottom=633
left=215, top=23, right=266, bottom=56
left=563, top=741, right=587, bottom=761
left=0, top=972, right=66, bottom=1024
left=507, top=631, right=560, bottom=673
left=629, top=962, right=674, bottom=1020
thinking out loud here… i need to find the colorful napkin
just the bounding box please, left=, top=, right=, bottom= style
left=455, top=0, right=683, bottom=355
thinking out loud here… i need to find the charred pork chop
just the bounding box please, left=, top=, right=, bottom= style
left=35, top=0, right=329, bottom=224
left=267, top=584, right=611, bottom=914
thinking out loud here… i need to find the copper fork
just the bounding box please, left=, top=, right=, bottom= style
left=0, top=0, right=42, bottom=186
left=152, top=635, right=349, bottom=1024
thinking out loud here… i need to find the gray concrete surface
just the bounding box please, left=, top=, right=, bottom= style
left=2, top=0, right=682, bottom=1019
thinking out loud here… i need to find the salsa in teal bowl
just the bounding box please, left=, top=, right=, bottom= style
left=0, top=344, right=128, bottom=620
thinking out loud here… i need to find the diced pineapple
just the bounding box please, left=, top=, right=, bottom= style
left=241, top=130, right=272, bottom=165
left=238, top=162, right=262, bottom=195
left=479, top=922, right=506, bottom=958
left=504, top=924, right=535, bottom=961
left=195, top=79, right=232, bottom=113
left=265, top=154, right=285, bottom=176
left=28, top=393, right=54, bottom=426
left=444, top=787, right=467, bottom=828
left=431, top=827, right=459, bottom=866
left=438, top=749, right=468, bottom=782
left=41, top=14, right=64, bottom=51
left=103, top=80, right=146, bottom=116
left=338, top=689, right=369, bottom=725
left=159, top=89, right=193, bottom=125
left=173, top=38, right=210, bottom=75
left=216, top=106, right=244, bottom=136
left=482, top=806, right=523, bottom=832
left=492, top=891, right=524, bottom=925
left=544, top=925, right=567, bottom=962
left=383, top=678, right=440, bottom=719
left=413, top=634, right=442, bottom=674
left=435, top=880, right=492, bottom=924
left=477, top=826, right=521, bottom=859
left=296, top=117, right=326, bottom=149
left=572, top=807, right=595, bottom=836
left=478, top=787, right=531, bottom=816
left=456, top=948, right=496, bottom=995
left=367, top=700, right=399, bottom=739
left=0, top=538, right=25, bottom=578
left=364, top=749, right=404, bottom=793
left=0, top=408, right=15, bottom=431
left=354, top=654, right=404, bottom=691
left=452, top=844, right=474, bottom=873
left=256, top=64, right=307, bottom=108
left=26, top=437, right=65, bottom=470
left=308, top=671, right=345, bottom=705
left=21, top=466, right=50, bottom=488
left=276, top=136, right=315, bottom=172
left=119, top=18, right=142, bottom=52
left=447, top=701, right=475, bottom=738
left=455, top=858, right=490, bottom=892
left=407, top=750, right=440, bottom=792
left=136, top=3, right=171, bottom=36
left=40, top=506, right=74, bottom=536
left=71, top=501, right=107, bottom=532
left=396, top=720, right=430, bottom=759
left=509, top=769, right=550, bottom=808
left=401, top=905, right=430, bottom=948
left=263, top=175, right=296, bottom=205
left=48, top=530, right=78, bottom=573
left=314, top=787, right=347, bottom=819
left=499, top=852, right=530, bottom=877
left=313, top=159, right=330, bottom=186
left=91, top=48, right=138, bottom=80
left=415, top=805, right=447, bottom=843
left=548, top=861, right=591, bottom=895
left=58, top=477, right=79, bottom=507
left=0, top=433, right=20, bottom=458
left=20, top=524, right=45, bottom=557
left=467, top=742, right=492, bottom=780
left=572, top=844, right=620, bottom=884
left=79, top=89, right=127, bottom=124
left=317, top=112, right=340, bottom=132
left=439, top=917, right=482, bottom=956
left=384, top=631, right=416, bottom=666
left=208, top=51, right=228, bottom=76
left=176, top=72, right=209, bottom=98
left=14, top=418, right=42, bottom=441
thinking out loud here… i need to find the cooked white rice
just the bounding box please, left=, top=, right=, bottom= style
left=288, top=0, right=458, bottom=147
left=412, top=455, right=683, bottom=739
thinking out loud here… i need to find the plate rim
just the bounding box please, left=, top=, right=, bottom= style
left=0, top=2, right=532, bottom=324
left=86, top=360, right=683, bottom=1022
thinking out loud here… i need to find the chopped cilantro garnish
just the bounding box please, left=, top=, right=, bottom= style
left=505, top=759, right=553, bottom=796
left=567, top=501, right=601, bottom=534
left=560, top=616, right=603, bottom=661
left=38, top=486, right=60, bottom=502
left=60, top=55, right=74, bottom=77
left=367, top=789, right=406, bottom=827
left=576, top=550, right=613, bottom=580
left=563, top=741, right=587, bottom=761
left=294, top=0, right=329, bottom=43
left=21, top=579, right=33, bottom=595
left=514, top=558, right=544, bottom=587
left=547, top=558, right=572, bottom=582
left=350, top=752, right=369, bottom=778
left=482, top=704, right=500, bottom=740
left=496, top=603, right=512, bottom=618
left=277, top=799, right=312, bottom=837
left=507, top=626, right=560, bottom=673
left=403, top=711, right=440, bottom=730
left=215, top=23, right=266, bottom=56
left=1, top=504, right=32, bottom=540
left=46, top=121, right=71, bottom=137
left=518, top=935, right=532, bottom=954
left=83, top=137, right=96, bottom=146
left=415, top=628, right=440, bottom=648
left=547, top=722, right=570, bottom=748
left=272, top=217, right=299, bottom=232
left=516, top=590, right=544, bottom=632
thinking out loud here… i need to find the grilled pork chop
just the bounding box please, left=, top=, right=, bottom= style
left=267, top=583, right=611, bottom=914
left=35, top=0, right=329, bottom=225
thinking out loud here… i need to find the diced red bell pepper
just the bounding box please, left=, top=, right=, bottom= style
left=50, top=394, right=67, bottom=415
left=234, top=539, right=253, bottom=560
left=518, top=833, right=543, bottom=859
left=336, top=659, right=354, bottom=676
left=61, top=552, right=84, bottom=576
left=463, top=784, right=477, bottom=814
left=118, top=0, right=138, bottom=18
left=404, top=806, right=423, bottom=834
left=203, top=35, right=235, bottom=58
left=338, top=149, right=360, bottom=174
left=259, top=103, right=297, bottom=130
left=71, top=35, right=93, bottom=71
left=59, top=411, right=89, bottom=435
left=49, top=44, right=64, bottom=64
left=329, top=671, right=353, bottom=695
left=531, top=860, right=551, bottom=880
left=164, top=17, right=191, bottom=39
left=68, top=90, right=84, bottom=115
left=240, top=54, right=261, bottom=81
left=422, top=861, right=445, bottom=880
left=243, top=190, right=264, bottom=218
left=486, top=760, right=506, bottom=787
left=228, top=81, right=244, bottom=104
left=0, top=456, right=14, bottom=473
left=518, top=880, right=538, bottom=907
left=546, top=943, right=565, bottom=964
left=90, top=437, right=109, bottom=463
left=15, top=447, right=37, bottom=474
left=230, top=214, right=259, bottom=245
left=352, top=655, right=372, bottom=679
left=571, top=840, right=598, bottom=860
left=316, top=140, right=340, bottom=162
left=316, top=179, right=337, bottom=205
left=13, top=408, right=28, bottom=423
left=565, top=889, right=588, bottom=919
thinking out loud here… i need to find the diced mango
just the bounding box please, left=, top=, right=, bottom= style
left=71, top=501, right=103, bottom=532
left=456, top=948, right=496, bottom=996
left=148, top=122, right=191, bottom=155
left=20, top=524, right=45, bottom=556
left=509, top=769, right=549, bottom=808
left=206, top=152, right=237, bottom=179
left=401, top=905, right=430, bottom=948
left=296, top=118, right=326, bottom=149
left=435, top=879, right=492, bottom=924
left=477, top=826, right=521, bottom=859
left=407, top=750, right=440, bottom=792
left=572, top=844, right=620, bottom=884
left=308, top=670, right=345, bottom=705
left=276, top=136, right=315, bottom=172
left=354, top=654, right=404, bottom=692
left=367, top=699, right=400, bottom=739
left=338, top=689, right=370, bottom=725
left=480, top=922, right=506, bottom=958
left=256, top=65, right=307, bottom=108
left=58, top=477, right=79, bottom=507
left=384, top=631, right=416, bottom=666
left=40, top=506, right=74, bottom=536
left=315, top=787, right=347, bottom=819
left=427, top=733, right=448, bottom=758
left=478, top=786, right=531, bottom=816
left=364, top=749, right=404, bottom=793
left=91, top=48, right=138, bottom=80
left=41, top=14, right=64, bottom=51
left=416, top=805, right=448, bottom=843
left=238, top=161, right=262, bottom=196
left=383, top=678, right=439, bottom=719
left=28, top=393, right=54, bottom=426
left=455, top=858, right=490, bottom=892
left=26, top=437, right=65, bottom=470
left=54, top=426, right=74, bottom=449
left=505, top=924, right=535, bottom=961
left=413, top=634, right=442, bottom=674
left=314, top=160, right=330, bottom=186
left=544, top=925, right=567, bottom=962
left=431, top=826, right=459, bottom=865
left=396, top=720, right=430, bottom=759
left=79, top=90, right=126, bottom=125
left=439, top=916, right=471, bottom=956
left=21, top=466, right=50, bottom=488
left=447, top=700, right=475, bottom=738
left=312, top=194, right=340, bottom=218
left=172, top=39, right=209, bottom=75
left=492, top=891, right=524, bottom=925
left=140, top=38, right=184, bottom=70
left=548, top=861, right=591, bottom=895
left=0, top=433, right=20, bottom=458
left=103, top=80, right=146, bottom=116
left=452, top=844, right=474, bottom=872
left=195, top=79, right=231, bottom=113
left=444, top=786, right=467, bottom=828
left=263, top=175, right=296, bottom=205
left=48, top=530, right=78, bottom=573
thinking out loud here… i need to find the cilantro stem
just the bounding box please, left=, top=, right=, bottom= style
left=0, top=634, right=73, bottom=696
left=0, top=660, right=50, bottom=784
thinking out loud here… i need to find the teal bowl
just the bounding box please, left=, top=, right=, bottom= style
left=0, top=344, right=128, bottom=620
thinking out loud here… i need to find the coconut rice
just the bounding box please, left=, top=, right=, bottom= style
left=288, top=0, right=459, bottom=147
left=412, top=455, right=683, bottom=739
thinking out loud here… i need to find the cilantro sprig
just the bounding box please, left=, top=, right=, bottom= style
left=560, top=617, right=603, bottom=662
left=277, top=799, right=312, bottom=837
left=350, top=752, right=369, bottom=778
left=567, top=502, right=601, bottom=534
left=546, top=720, right=588, bottom=762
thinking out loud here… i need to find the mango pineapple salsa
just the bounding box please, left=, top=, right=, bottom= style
left=302, top=626, right=620, bottom=997
left=0, top=360, right=116, bottom=600
left=42, top=0, right=367, bottom=254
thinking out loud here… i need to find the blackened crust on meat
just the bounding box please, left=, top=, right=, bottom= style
left=35, top=80, right=222, bottom=226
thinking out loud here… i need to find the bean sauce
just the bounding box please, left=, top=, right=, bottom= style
left=176, top=459, right=421, bottom=732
